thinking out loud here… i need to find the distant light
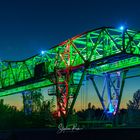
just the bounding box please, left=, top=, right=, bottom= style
left=41, top=50, right=45, bottom=55
left=120, top=26, right=124, bottom=30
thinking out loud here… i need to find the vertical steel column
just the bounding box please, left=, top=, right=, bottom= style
left=106, top=73, right=112, bottom=105
left=22, top=91, right=32, bottom=115
left=90, top=71, right=125, bottom=117
left=54, top=68, right=61, bottom=117
left=66, top=69, right=86, bottom=127
left=116, top=70, right=127, bottom=113
left=54, top=43, right=71, bottom=126
left=107, top=72, right=121, bottom=115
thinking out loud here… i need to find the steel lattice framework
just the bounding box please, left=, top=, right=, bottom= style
left=0, top=27, right=140, bottom=126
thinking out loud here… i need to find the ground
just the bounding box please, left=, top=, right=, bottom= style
left=0, top=128, right=140, bottom=140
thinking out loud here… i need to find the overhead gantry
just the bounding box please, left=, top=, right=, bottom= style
left=0, top=27, right=140, bottom=126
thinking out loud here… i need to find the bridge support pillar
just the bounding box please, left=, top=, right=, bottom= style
left=90, top=70, right=127, bottom=119
left=51, top=43, right=87, bottom=127
left=54, top=68, right=86, bottom=127
left=22, top=91, right=32, bottom=115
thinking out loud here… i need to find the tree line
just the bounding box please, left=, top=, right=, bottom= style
left=0, top=89, right=140, bottom=129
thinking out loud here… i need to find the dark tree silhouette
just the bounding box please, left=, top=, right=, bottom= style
left=126, top=90, right=140, bottom=125
left=76, top=102, right=97, bottom=121
left=0, top=90, right=57, bottom=129
left=127, top=89, right=140, bottom=110
left=31, top=89, right=44, bottom=112
left=88, top=102, right=91, bottom=109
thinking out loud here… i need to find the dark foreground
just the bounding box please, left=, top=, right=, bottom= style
left=0, top=128, right=140, bottom=140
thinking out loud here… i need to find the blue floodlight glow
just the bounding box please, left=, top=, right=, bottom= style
left=108, top=103, right=114, bottom=113
left=41, top=50, right=45, bottom=55
left=120, top=26, right=124, bottom=30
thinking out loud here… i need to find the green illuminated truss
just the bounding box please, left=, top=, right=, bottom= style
left=1, top=26, right=140, bottom=126
left=0, top=27, right=140, bottom=96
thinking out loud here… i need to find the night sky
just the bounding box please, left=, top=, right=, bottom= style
left=0, top=0, right=140, bottom=61
left=1, top=0, right=140, bottom=109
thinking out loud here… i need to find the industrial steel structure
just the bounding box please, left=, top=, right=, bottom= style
left=0, top=27, right=140, bottom=126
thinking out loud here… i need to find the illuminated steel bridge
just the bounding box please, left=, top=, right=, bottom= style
left=0, top=26, right=140, bottom=126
